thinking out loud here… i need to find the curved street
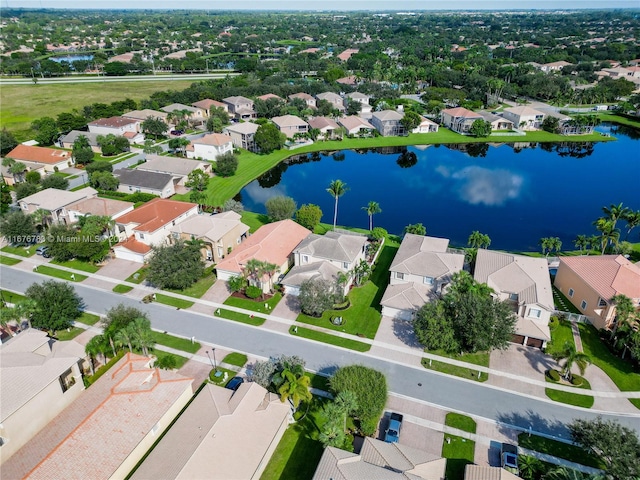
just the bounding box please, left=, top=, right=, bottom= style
left=2, top=266, right=639, bottom=439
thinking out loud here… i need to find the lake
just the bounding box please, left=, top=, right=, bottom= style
left=238, top=124, right=640, bottom=251
left=50, top=55, right=94, bottom=63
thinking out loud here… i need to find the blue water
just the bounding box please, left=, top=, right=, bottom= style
left=50, top=55, right=94, bottom=63
left=239, top=124, right=640, bottom=251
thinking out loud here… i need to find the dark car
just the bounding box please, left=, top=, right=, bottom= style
left=384, top=412, right=403, bottom=443
left=501, top=443, right=519, bottom=474
left=225, top=376, right=244, bottom=391
left=170, top=129, right=184, bottom=136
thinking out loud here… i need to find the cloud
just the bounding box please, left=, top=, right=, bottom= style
left=243, top=182, right=287, bottom=205
left=437, top=165, right=524, bottom=206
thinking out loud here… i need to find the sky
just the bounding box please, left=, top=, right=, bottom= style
left=2, top=0, right=639, bottom=10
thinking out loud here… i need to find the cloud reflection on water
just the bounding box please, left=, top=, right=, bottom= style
left=436, top=165, right=524, bottom=206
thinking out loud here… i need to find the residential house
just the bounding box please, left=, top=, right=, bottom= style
left=130, top=382, right=290, bottom=480
left=344, top=92, right=372, bottom=114
left=18, top=187, right=98, bottom=225
left=0, top=330, right=87, bottom=463
left=123, top=108, right=170, bottom=123
left=137, top=154, right=212, bottom=186
left=288, top=92, right=317, bottom=109
left=186, top=133, right=234, bottom=160
left=413, top=115, right=440, bottom=133
left=381, top=234, right=465, bottom=320
left=87, top=116, right=144, bottom=143
left=370, top=110, right=405, bottom=137
left=554, top=255, right=640, bottom=330
left=538, top=60, right=572, bottom=73
left=440, top=107, right=484, bottom=134
left=338, top=116, right=375, bottom=135
left=113, top=198, right=199, bottom=262
left=191, top=98, right=228, bottom=117
left=224, top=122, right=259, bottom=151
left=161, top=103, right=206, bottom=125
left=478, top=112, right=515, bottom=131
left=64, top=196, right=134, bottom=224
left=502, top=106, right=546, bottom=130
left=336, top=48, right=359, bottom=62
left=5, top=144, right=74, bottom=177
left=308, top=116, right=341, bottom=139
left=465, top=465, right=520, bottom=480
left=1, top=159, right=46, bottom=186
left=474, top=249, right=554, bottom=348
left=336, top=75, right=358, bottom=86
left=312, top=436, right=446, bottom=480
left=216, top=219, right=311, bottom=293
left=114, top=169, right=176, bottom=198
left=256, top=93, right=284, bottom=103
left=2, top=353, right=193, bottom=480
left=170, top=211, right=249, bottom=262
left=58, top=130, right=102, bottom=153
left=315, top=92, right=345, bottom=112
left=223, top=96, right=257, bottom=120
left=282, top=231, right=368, bottom=296
left=271, top=115, right=309, bottom=138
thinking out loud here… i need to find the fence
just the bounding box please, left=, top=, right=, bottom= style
left=489, top=129, right=526, bottom=137
left=554, top=310, right=593, bottom=324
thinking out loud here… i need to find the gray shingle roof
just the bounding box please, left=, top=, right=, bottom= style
left=295, top=231, right=367, bottom=263
left=58, top=130, right=100, bottom=146
left=390, top=234, right=464, bottom=279
left=114, top=169, right=173, bottom=190
left=281, top=261, right=342, bottom=288
left=138, top=154, right=209, bottom=177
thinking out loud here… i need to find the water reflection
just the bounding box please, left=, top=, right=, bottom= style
left=436, top=165, right=524, bottom=206
left=397, top=151, right=418, bottom=168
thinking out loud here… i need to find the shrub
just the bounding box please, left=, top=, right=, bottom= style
left=155, top=355, right=178, bottom=370
left=228, top=275, right=248, bottom=293
left=215, top=152, right=239, bottom=177
left=571, top=376, right=583, bottom=386
left=547, top=369, right=560, bottom=382
left=549, top=316, right=559, bottom=330
left=245, top=285, right=262, bottom=299
left=370, top=227, right=387, bottom=241
left=359, top=417, right=379, bottom=437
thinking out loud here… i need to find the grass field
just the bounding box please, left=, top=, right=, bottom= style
left=518, top=433, right=605, bottom=469
left=165, top=273, right=216, bottom=298
left=546, top=319, right=575, bottom=355
left=112, top=284, right=133, bottom=294
left=442, top=434, right=475, bottom=480
left=289, top=325, right=371, bottom=352
left=50, top=258, right=100, bottom=273
left=1, top=80, right=197, bottom=141
left=215, top=307, right=265, bottom=326
left=544, top=374, right=594, bottom=408
left=445, top=413, right=477, bottom=434
left=422, top=357, right=489, bottom=382
left=1, top=245, right=36, bottom=257
left=153, top=293, right=194, bottom=309
left=150, top=331, right=201, bottom=354
left=222, top=352, right=248, bottom=367
left=0, top=255, right=21, bottom=265
left=35, top=265, right=87, bottom=282
left=78, top=312, right=101, bottom=326
left=224, top=293, right=282, bottom=314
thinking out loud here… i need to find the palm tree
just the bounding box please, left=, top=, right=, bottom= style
left=552, top=341, right=591, bottom=382
left=362, top=201, right=382, bottom=231
left=85, top=334, right=110, bottom=371
left=543, top=466, right=604, bottom=480
left=350, top=259, right=372, bottom=287
left=114, top=325, right=136, bottom=352
left=334, top=390, right=358, bottom=432
left=539, top=237, right=552, bottom=256
left=622, top=210, right=640, bottom=241
left=588, top=235, right=600, bottom=255
left=593, top=218, right=620, bottom=254
left=277, top=369, right=312, bottom=409
left=468, top=230, right=489, bottom=249
left=129, top=317, right=155, bottom=356
left=0, top=298, right=38, bottom=331
left=573, top=235, right=588, bottom=253
left=611, top=294, right=637, bottom=336
left=318, top=422, right=346, bottom=448
left=518, top=455, right=542, bottom=480
left=326, top=179, right=348, bottom=230
left=602, top=203, right=630, bottom=230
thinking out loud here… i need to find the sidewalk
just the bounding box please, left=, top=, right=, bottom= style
left=2, top=252, right=639, bottom=409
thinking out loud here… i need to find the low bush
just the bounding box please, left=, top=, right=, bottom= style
left=547, top=369, right=560, bottom=382
left=245, top=285, right=262, bottom=299
left=154, top=355, right=178, bottom=370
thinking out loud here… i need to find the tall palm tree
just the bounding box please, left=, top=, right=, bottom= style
left=611, top=294, right=636, bottom=336
left=544, top=466, right=604, bottom=480
left=85, top=334, right=110, bottom=370
left=518, top=455, right=542, bottom=480
left=129, top=317, right=155, bottom=356
left=277, top=369, right=312, bottom=409
left=602, top=203, right=630, bottom=230
left=362, top=201, right=381, bottom=231
left=552, top=341, right=591, bottom=382
left=114, top=325, right=136, bottom=353
left=334, top=390, right=358, bottom=432
left=622, top=210, right=640, bottom=241
left=573, top=235, right=588, bottom=253
left=588, top=235, right=600, bottom=255
left=593, top=218, right=620, bottom=254
left=327, top=179, right=348, bottom=230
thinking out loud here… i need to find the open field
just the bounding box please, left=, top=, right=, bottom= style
left=1, top=80, right=197, bottom=141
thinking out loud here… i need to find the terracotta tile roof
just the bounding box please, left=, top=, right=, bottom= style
left=337, top=48, right=359, bottom=61
left=88, top=116, right=138, bottom=128
left=117, top=236, right=152, bottom=254
left=558, top=255, right=640, bottom=300
left=191, top=98, right=226, bottom=110
left=2, top=353, right=193, bottom=480
left=216, top=219, right=311, bottom=275
left=192, top=133, right=233, bottom=146
left=442, top=107, right=483, bottom=118
left=272, top=115, right=309, bottom=128
left=308, top=116, right=340, bottom=130
left=288, top=92, right=315, bottom=101
left=256, top=93, right=284, bottom=102
left=336, top=76, right=357, bottom=85
left=116, top=198, right=198, bottom=233
left=6, top=145, right=71, bottom=165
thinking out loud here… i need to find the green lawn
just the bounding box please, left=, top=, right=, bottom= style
left=0, top=290, right=27, bottom=304
left=209, top=367, right=239, bottom=386
left=260, top=397, right=327, bottom=480
left=552, top=287, right=581, bottom=314
left=78, top=312, right=101, bottom=326
left=150, top=331, right=201, bottom=354
left=546, top=319, right=575, bottom=355
left=55, top=327, right=85, bottom=341
left=112, top=284, right=134, bottom=294
left=629, top=398, right=640, bottom=409
left=35, top=265, right=87, bottom=282
left=0, top=255, right=21, bottom=265
left=241, top=211, right=270, bottom=233
left=422, top=357, right=488, bottom=382
left=150, top=349, right=190, bottom=369
left=598, top=112, right=640, bottom=129
left=518, top=433, right=605, bottom=469
left=224, top=293, right=282, bottom=314
left=215, top=307, right=265, bottom=326
left=578, top=323, right=640, bottom=391
left=442, top=434, right=475, bottom=480
left=295, top=242, right=397, bottom=339
left=125, top=268, right=148, bottom=284
left=545, top=374, right=594, bottom=408
left=290, top=325, right=371, bottom=352
left=1, top=245, right=36, bottom=257
left=222, top=352, right=248, bottom=367
left=50, top=258, right=100, bottom=273
left=153, top=294, right=194, bottom=309
left=428, top=349, right=490, bottom=367
left=165, top=271, right=216, bottom=298
left=445, top=413, right=477, bottom=434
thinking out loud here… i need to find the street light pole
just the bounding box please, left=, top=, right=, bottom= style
left=206, top=349, right=217, bottom=370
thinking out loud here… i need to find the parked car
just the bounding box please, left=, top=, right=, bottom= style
left=384, top=412, right=403, bottom=443
left=225, top=376, right=244, bottom=391
left=35, top=245, right=50, bottom=258
left=170, top=129, right=184, bottom=136
left=501, top=443, right=519, bottom=474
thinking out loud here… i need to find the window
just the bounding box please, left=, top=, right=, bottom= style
left=343, top=262, right=349, bottom=270
left=424, top=276, right=434, bottom=285
left=529, top=308, right=541, bottom=318
left=128, top=186, right=133, bottom=191
left=580, top=300, right=587, bottom=310
left=598, top=298, right=607, bottom=307
left=139, top=233, right=145, bottom=240
left=302, top=255, right=309, bottom=263
left=568, top=288, right=574, bottom=298
left=509, top=293, right=518, bottom=301
left=396, top=272, right=404, bottom=280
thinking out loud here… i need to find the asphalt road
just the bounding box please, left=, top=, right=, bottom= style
left=2, top=266, right=639, bottom=438
left=0, top=73, right=238, bottom=85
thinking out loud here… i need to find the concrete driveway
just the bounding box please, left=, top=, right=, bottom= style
left=96, top=258, right=142, bottom=281
left=488, top=344, right=552, bottom=396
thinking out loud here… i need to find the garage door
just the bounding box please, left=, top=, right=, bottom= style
left=526, top=337, right=544, bottom=349
left=284, top=285, right=300, bottom=296
left=511, top=334, right=525, bottom=344
left=113, top=248, right=145, bottom=263
left=382, top=306, right=414, bottom=321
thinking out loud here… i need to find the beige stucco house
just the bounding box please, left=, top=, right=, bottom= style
left=288, top=92, right=316, bottom=109
left=191, top=98, right=228, bottom=116
left=413, top=116, right=440, bottom=133
left=58, top=130, right=103, bottom=153
left=224, top=122, right=260, bottom=151
left=130, top=382, right=290, bottom=480
left=2, top=353, right=193, bottom=480
left=223, top=96, right=257, bottom=120
left=502, top=106, right=546, bottom=130
left=440, top=107, right=484, bottom=134
left=87, top=115, right=140, bottom=136
left=5, top=144, right=74, bottom=178
left=271, top=115, right=309, bottom=138
left=137, top=154, right=212, bottom=186
left=370, top=110, right=405, bottom=136
left=554, top=255, right=640, bottom=330
left=0, top=330, right=87, bottom=463
left=161, top=103, right=206, bottom=125
left=186, top=133, right=234, bottom=160
left=170, top=211, right=249, bottom=262
left=344, top=92, right=372, bottom=114
left=18, top=187, right=98, bottom=225
left=338, top=116, right=375, bottom=135
left=474, top=249, right=554, bottom=348
left=315, top=92, right=345, bottom=112
left=308, top=116, right=341, bottom=139
left=381, top=234, right=465, bottom=320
